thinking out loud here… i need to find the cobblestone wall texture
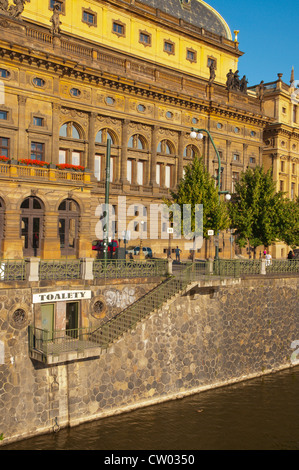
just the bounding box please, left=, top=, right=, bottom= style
left=0, top=276, right=298, bottom=445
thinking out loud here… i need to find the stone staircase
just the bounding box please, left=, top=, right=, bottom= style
left=91, top=263, right=201, bottom=350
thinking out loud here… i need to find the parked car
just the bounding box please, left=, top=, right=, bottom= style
left=92, top=240, right=119, bottom=253
left=126, top=246, right=153, bottom=258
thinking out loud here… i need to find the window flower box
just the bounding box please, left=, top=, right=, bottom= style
left=56, top=163, right=85, bottom=172
left=0, top=156, right=10, bottom=163
left=19, top=159, right=50, bottom=167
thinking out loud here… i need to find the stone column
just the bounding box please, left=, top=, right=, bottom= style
left=177, top=131, right=184, bottom=183
left=243, top=143, right=248, bottom=171
left=18, top=95, right=27, bottom=160
left=51, top=103, right=61, bottom=165
left=120, top=119, right=129, bottom=183
left=88, top=112, right=97, bottom=174
left=150, top=125, right=158, bottom=186
left=41, top=211, right=61, bottom=259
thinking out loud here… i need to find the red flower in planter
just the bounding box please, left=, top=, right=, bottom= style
left=56, top=163, right=85, bottom=171
left=19, top=159, right=49, bottom=167
left=0, top=156, right=9, bottom=162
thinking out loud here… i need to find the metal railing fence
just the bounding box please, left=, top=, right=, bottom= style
left=39, top=259, right=83, bottom=280
left=93, top=259, right=168, bottom=279
left=0, top=260, right=26, bottom=281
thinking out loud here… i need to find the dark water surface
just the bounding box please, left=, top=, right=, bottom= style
left=2, top=366, right=299, bottom=450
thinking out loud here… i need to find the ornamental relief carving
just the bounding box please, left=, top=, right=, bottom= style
left=60, top=107, right=88, bottom=126
left=0, top=0, right=27, bottom=19
left=97, top=115, right=121, bottom=129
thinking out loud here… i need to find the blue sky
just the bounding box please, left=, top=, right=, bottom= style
left=209, top=0, right=298, bottom=87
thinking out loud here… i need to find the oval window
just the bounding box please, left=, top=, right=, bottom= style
left=217, top=123, right=223, bottom=129
left=137, top=104, right=146, bottom=112
left=192, top=117, right=198, bottom=125
left=70, top=88, right=81, bottom=97
left=166, top=111, right=173, bottom=119
left=234, top=127, right=240, bottom=134
left=0, top=68, right=10, bottom=79
left=105, top=97, right=115, bottom=105
left=33, top=77, right=45, bottom=87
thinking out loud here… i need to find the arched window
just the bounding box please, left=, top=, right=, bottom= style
left=95, top=128, right=116, bottom=145
left=183, top=144, right=198, bottom=158
left=157, top=139, right=175, bottom=155
left=94, top=129, right=118, bottom=182
left=58, top=199, right=80, bottom=256
left=128, top=134, right=147, bottom=150
left=59, top=121, right=84, bottom=167
left=59, top=122, right=82, bottom=139
left=21, top=197, right=44, bottom=257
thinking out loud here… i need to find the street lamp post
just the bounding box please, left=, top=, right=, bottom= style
left=190, top=128, right=231, bottom=259
left=139, top=220, right=145, bottom=260
left=103, top=138, right=112, bottom=262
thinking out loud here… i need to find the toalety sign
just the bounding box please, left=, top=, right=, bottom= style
left=33, top=290, right=92, bottom=304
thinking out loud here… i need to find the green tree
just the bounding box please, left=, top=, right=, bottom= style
left=229, top=166, right=285, bottom=257
left=276, top=196, right=299, bottom=249
left=165, top=156, right=230, bottom=251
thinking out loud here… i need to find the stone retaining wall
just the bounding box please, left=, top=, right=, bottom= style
left=0, top=275, right=298, bottom=445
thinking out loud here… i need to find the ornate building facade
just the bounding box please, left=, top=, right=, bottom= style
left=0, top=0, right=296, bottom=259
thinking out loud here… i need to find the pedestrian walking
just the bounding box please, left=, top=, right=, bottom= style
left=175, top=246, right=181, bottom=262
left=288, top=250, right=294, bottom=260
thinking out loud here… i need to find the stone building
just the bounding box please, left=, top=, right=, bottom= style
left=0, top=0, right=296, bottom=259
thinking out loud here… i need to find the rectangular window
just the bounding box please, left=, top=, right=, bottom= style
left=139, top=31, right=151, bottom=46
left=232, top=172, right=239, bottom=193
left=137, top=161, right=144, bottom=186
left=281, top=161, right=284, bottom=172
left=59, top=149, right=66, bottom=164
left=291, top=183, right=295, bottom=200
left=164, top=40, right=175, bottom=55
left=293, top=105, right=297, bottom=123
left=33, top=116, right=44, bottom=126
left=94, top=154, right=101, bottom=181
left=31, top=142, right=44, bottom=161
left=109, top=157, right=114, bottom=183
left=0, top=111, right=7, bottom=120
left=83, top=10, right=96, bottom=26
left=113, top=21, right=125, bottom=36
left=71, top=152, right=81, bottom=166
left=50, top=0, right=63, bottom=12
left=207, top=57, right=217, bottom=68
left=165, top=165, right=171, bottom=188
left=0, top=137, right=9, bottom=158
left=233, top=153, right=240, bottom=162
left=249, top=157, right=256, bottom=164
left=280, top=180, right=284, bottom=192
left=292, top=163, right=296, bottom=174
left=127, top=159, right=132, bottom=184
left=156, top=164, right=161, bottom=185
left=186, top=49, right=196, bottom=62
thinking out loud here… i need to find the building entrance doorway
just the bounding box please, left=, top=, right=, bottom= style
left=41, top=303, right=54, bottom=340
left=21, top=197, right=44, bottom=257
left=66, top=302, right=79, bottom=337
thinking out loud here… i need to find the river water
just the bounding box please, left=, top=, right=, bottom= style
left=2, top=366, right=299, bottom=451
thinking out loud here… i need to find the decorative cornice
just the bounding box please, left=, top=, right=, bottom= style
left=0, top=43, right=268, bottom=127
